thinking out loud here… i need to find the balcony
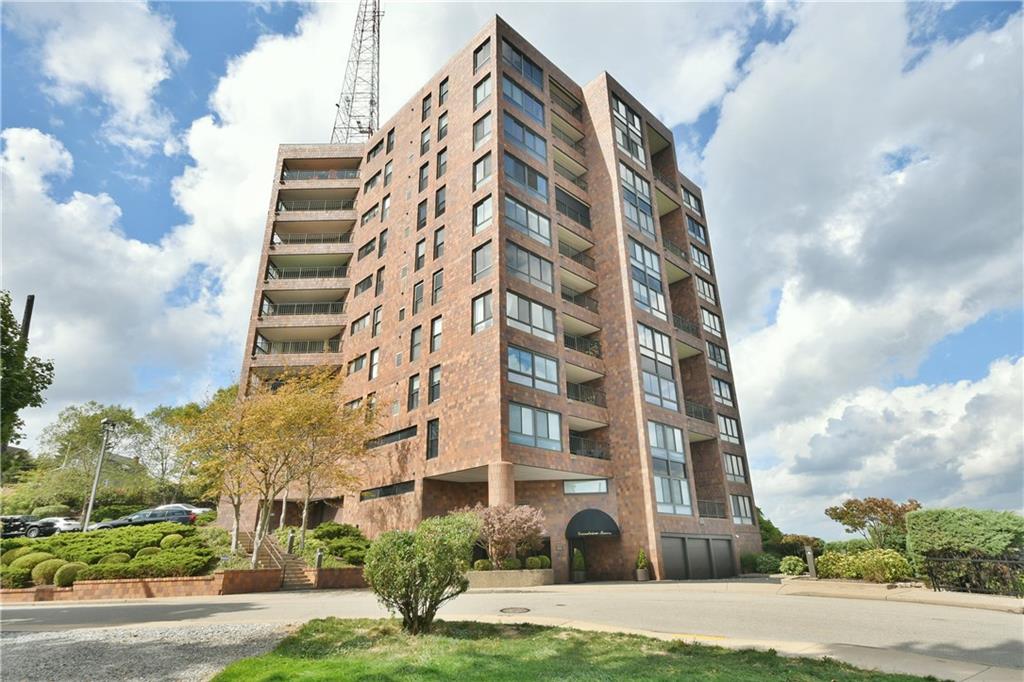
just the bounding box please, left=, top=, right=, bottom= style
left=261, top=301, right=345, bottom=316
left=266, top=264, right=348, bottom=280
left=281, top=168, right=359, bottom=181
left=567, top=382, right=606, bottom=408
left=277, top=198, right=355, bottom=212
left=551, top=124, right=584, bottom=155
left=558, top=242, right=595, bottom=270
left=554, top=155, right=588, bottom=193
left=654, top=170, right=677, bottom=190
left=254, top=338, right=341, bottom=355
left=664, top=239, right=689, bottom=264
left=563, top=333, right=601, bottom=358
left=561, top=285, right=598, bottom=313
left=673, top=314, right=700, bottom=337
left=569, top=433, right=609, bottom=460
left=684, top=399, right=715, bottom=423
left=550, top=79, right=583, bottom=121
left=272, top=232, right=352, bottom=245
left=698, top=499, right=728, bottom=519
left=555, top=187, right=592, bottom=229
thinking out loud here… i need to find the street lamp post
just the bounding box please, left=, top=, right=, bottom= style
left=82, top=418, right=116, bottom=532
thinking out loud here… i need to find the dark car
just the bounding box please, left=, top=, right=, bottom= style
left=0, top=515, right=38, bottom=538
left=92, top=507, right=195, bottom=530
left=25, top=517, right=82, bottom=538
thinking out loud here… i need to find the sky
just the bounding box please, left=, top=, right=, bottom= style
left=2, top=1, right=1022, bottom=539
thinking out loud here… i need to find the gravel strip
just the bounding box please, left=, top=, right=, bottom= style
left=1, top=623, right=286, bottom=681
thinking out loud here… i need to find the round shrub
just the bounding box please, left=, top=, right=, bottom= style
left=313, top=522, right=365, bottom=542
left=160, top=534, right=184, bottom=549
left=10, top=552, right=57, bottom=571
left=815, top=552, right=859, bottom=579
left=31, top=558, right=68, bottom=586
left=754, top=553, right=782, bottom=574
left=1, top=566, right=32, bottom=589
left=99, top=552, right=131, bottom=564
left=472, top=559, right=492, bottom=571
left=779, top=556, right=806, bottom=576
left=525, top=556, right=542, bottom=570
left=54, top=562, right=88, bottom=587
left=854, top=549, right=912, bottom=583
left=500, top=557, right=521, bottom=570
left=135, top=546, right=161, bottom=559
left=538, top=555, right=551, bottom=569
left=2, top=546, right=36, bottom=566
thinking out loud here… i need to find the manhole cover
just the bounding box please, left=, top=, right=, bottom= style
left=500, top=607, right=530, bottom=614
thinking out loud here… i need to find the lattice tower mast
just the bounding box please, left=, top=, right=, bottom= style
left=330, top=0, right=382, bottom=144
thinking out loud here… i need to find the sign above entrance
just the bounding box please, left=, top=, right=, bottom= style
left=565, top=509, right=621, bottom=539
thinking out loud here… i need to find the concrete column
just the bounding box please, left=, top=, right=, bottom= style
left=487, top=462, right=515, bottom=506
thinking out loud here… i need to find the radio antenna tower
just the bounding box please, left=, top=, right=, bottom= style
left=330, top=0, right=382, bottom=144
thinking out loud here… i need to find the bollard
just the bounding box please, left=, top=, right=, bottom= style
left=315, top=547, right=325, bottom=569
left=286, top=529, right=295, bottom=554
left=805, top=545, right=817, bottom=579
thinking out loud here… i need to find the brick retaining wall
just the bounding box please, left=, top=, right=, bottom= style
left=307, top=566, right=367, bottom=589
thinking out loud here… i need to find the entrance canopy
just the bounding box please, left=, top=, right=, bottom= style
left=565, top=509, right=620, bottom=539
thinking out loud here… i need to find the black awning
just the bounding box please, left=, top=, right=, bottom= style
left=565, top=508, right=621, bottom=539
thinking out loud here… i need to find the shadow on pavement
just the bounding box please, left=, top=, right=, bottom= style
left=1, top=600, right=266, bottom=630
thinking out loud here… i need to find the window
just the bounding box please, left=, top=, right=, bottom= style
left=375, top=266, right=385, bottom=296
left=507, top=241, right=554, bottom=292
left=649, top=420, right=690, bottom=515
left=501, top=39, right=543, bottom=89
left=701, top=308, right=722, bottom=336
left=629, top=238, right=667, bottom=320
left=555, top=187, right=590, bottom=227
left=564, top=479, right=608, bottom=495
left=473, top=39, right=490, bottom=71
left=431, top=269, right=444, bottom=304
left=363, top=170, right=380, bottom=193
left=509, top=402, right=561, bottom=451
left=433, top=226, right=445, bottom=258
left=718, top=415, right=741, bottom=444
left=436, top=148, right=447, bottom=177
left=420, top=128, right=430, bottom=154
left=691, top=245, right=712, bottom=273
left=380, top=193, right=389, bottom=220
left=372, top=306, right=383, bottom=337
left=473, top=153, right=492, bottom=190
left=472, top=291, right=493, bottom=333
left=473, top=75, right=491, bottom=109
left=712, top=377, right=734, bottom=407
left=417, top=200, right=428, bottom=229
left=472, top=241, right=493, bottom=281
left=367, top=138, right=383, bottom=161
left=385, top=128, right=395, bottom=153
left=367, top=426, right=417, bottom=449
left=438, top=77, right=449, bottom=105
left=409, top=326, right=422, bottom=361
left=638, top=323, right=678, bottom=410
left=620, top=162, right=654, bottom=238
left=426, top=419, right=440, bottom=459
left=508, top=345, right=558, bottom=393
left=361, top=480, right=415, bottom=500
left=612, top=94, right=645, bottom=165
left=415, top=239, right=426, bottom=271
left=707, top=341, right=729, bottom=370
left=502, top=75, right=544, bottom=124
left=687, top=216, right=707, bottom=244
left=683, top=187, right=703, bottom=215
left=347, top=354, right=366, bottom=374
left=368, top=348, right=380, bottom=379
left=504, top=112, right=546, bottom=161
left=361, top=204, right=379, bottom=225
left=430, top=316, right=442, bottom=352
left=438, top=112, right=448, bottom=141
left=418, top=163, right=429, bottom=191
left=384, top=160, right=393, bottom=186
left=505, top=152, right=547, bottom=200
left=473, top=112, right=492, bottom=149
left=407, top=374, right=421, bottom=410
left=435, top=186, right=446, bottom=216
left=412, top=280, right=424, bottom=314
left=378, top=228, right=389, bottom=257
left=724, top=453, right=746, bottom=483
left=506, top=290, right=555, bottom=341
left=473, top=195, right=493, bottom=233
left=504, top=194, right=551, bottom=246
left=731, top=494, right=753, bottom=524
left=421, top=93, right=432, bottom=121
left=696, top=276, right=717, bottom=304
left=351, top=313, right=369, bottom=335
left=354, top=275, right=373, bottom=297
left=345, top=398, right=362, bottom=411
left=358, top=238, right=376, bottom=260
left=428, top=365, right=441, bottom=403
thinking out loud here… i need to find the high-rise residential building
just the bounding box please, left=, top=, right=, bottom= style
left=231, top=16, right=761, bottom=581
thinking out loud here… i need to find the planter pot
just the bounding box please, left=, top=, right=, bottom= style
left=635, top=568, right=650, bottom=582
left=572, top=570, right=586, bottom=583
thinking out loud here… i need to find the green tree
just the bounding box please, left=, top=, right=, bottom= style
left=0, top=290, right=55, bottom=448
left=825, top=497, right=922, bottom=549
left=135, top=403, right=201, bottom=502
left=757, top=507, right=783, bottom=547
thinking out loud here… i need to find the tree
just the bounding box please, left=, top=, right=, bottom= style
left=134, top=404, right=201, bottom=502
left=1, top=290, right=55, bottom=448
left=757, top=507, right=784, bottom=547
left=458, top=503, right=546, bottom=567
left=825, top=497, right=922, bottom=549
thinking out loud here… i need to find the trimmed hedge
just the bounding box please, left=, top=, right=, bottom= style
left=816, top=552, right=858, bottom=579
left=76, top=544, right=216, bottom=581
left=525, top=556, right=542, bottom=569
left=815, top=549, right=912, bottom=583
left=2, top=546, right=36, bottom=566
left=500, top=557, right=521, bottom=570
left=54, top=562, right=88, bottom=587
left=99, top=553, right=131, bottom=564
left=755, top=553, right=782, bottom=574
left=823, top=539, right=872, bottom=554
left=473, top=559, right=492, bottom=571
left=1, top=565, right=32, bottom=589
left=538, top=555, right=551, bottom=569
left=906, top=508, right=1024, bottom=559
left=160, top=534, right=184, bottom=549
left=779, top=556, right=806, bottom=576
left=10, top=552, right=57, bottom=571
left=136, top=546, right=161, bottom=558
left=26, top=522, right=194, bottom=564
left=30, top=504, right=72, bottom=518
left=32, top=558, right=68, bottom=585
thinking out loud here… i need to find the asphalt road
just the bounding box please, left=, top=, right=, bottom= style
left=3, top=582, right=1022, bottom=672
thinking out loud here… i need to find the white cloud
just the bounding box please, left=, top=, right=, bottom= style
left=4, top=2, right=186, bottom=155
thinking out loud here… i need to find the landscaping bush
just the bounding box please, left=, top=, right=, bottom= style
left=90, top=504, right=147, bottom=522
left=198, top=526, right=232, bottom=556
left=32, top=558, right=68, bottom=585
left=77, top=543, right=216, bottom=581
left=906, top=508, right=1024, bottom=560
left=815, top=552, right=859, bottom=579
left=1, top=565, right=32, bottom=589
left=325, top=536, right=370, bottom=566
left=0, top=537, right=34, bottom=555
left=457, top=503, right=545, bottom=569
left=135, top=546, right=161, bottom=558
left=500, top=557, right=521, bottom=570
left=754, top=553, right=781, bottom=574
left=28, top=522, right=196, bottom=564
left=312, top=522, right=364, bottom=542
left=823, top=539, right=873, bottom=554
left=779, top=556, right=806, bottom=576
left=740, top=552, right=758, bottom=573
left=472, top=559, right=492, bottom=571
left=2, top=545, right=36, bottom=566
left=10, top=552, right=57, bottom=571
left=195, top=511, right=217, bottom=526
left=525, top=556, right=542, bottom=569
left=54, top=562, right=88, bottom=587
left=854, top=549, right=912, bottom=583
left=160, top=534, right=184, bottom=549
left=537, top=555, right=551, bottom=569
left=30, top=504, right=72, bottom=518
left=99, top=552, right=131, bottom=564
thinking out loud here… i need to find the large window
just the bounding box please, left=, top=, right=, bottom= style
left=555, top=187, right=590, bottom=227
left=473, top=153, right=493, bottom=190
left=701, top=308, right=722, bottom=336
left=724, top=453, right=746, bottom=483
left=473, top=195, right=493, bottom=233
left=473, top=112, right=492, bottom=149
left=509, top=402, right=561, bottom=451
left=612, top=95, right=645, bottom=165
left=718, top=415, right=741, bottom=444
left=366, top=426, right=416, bottom=450
left=687, top=216, right=707, bottom=244
left=691, top=245, right=712, bottom=273
left=501, top=39, right=543, bottom=89
left=348, top=354, right=366, bottom=374
left=502, top=75, right=544, bottom=124
left=361, top=480, right=415, bottom=501
left=707, top=341, right=729, bottom=370
left=507, top=241, right=553, bottom=292
left=473, top=75, right=491, bottom=109
left=638, top=323, right=678, bottom=411
left=504, top=112, right=546, bottom=161
left=620, top=162, right=654, bottom=238
left=649, top=420, right=691, bottom=515
left=731, top=494, right=753, bottom=524
left=473, top=39, right=490, bottom=72
left=508, top=345, right=558, bottom=393
left=629, top=239, right=667, bottom=320
left=504, top=194, right=551, bottom=246
left=711, top=377, right=734, bottom=407
left=426, top=419, right=440, bottom=459
left=354, top=276, right=372, bottom=297
left=506, top=291, right=555, bottom=341
left=564, top=479, right=607, bottom=495
left=696, top=276, right=717, bottom=304
left=683, top=187, right=703, bottom=215
left=472, top=241, right=493, bottom=282
left=505, top=152, right=548, bottom=200
left=358, top=238, right=376, bottom=260
left=472, top=291, right=493, bottom=333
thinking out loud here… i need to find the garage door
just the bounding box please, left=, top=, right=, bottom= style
left=662, top=537, right=687, bottom=579
left=660, top=535, right=735, bottom=580
left=686, top=538, right=713, bottom=579
left=711, top=539, right=736, bottom=578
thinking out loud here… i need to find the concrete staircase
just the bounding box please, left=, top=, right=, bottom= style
left=280, top=553, right=315, bottom=590
left=236, top=531, right=314, bottom=590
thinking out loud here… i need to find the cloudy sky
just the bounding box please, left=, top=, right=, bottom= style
left=2, top=1, right=1021, bottom=538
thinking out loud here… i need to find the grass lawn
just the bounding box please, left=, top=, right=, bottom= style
left=213, top=618, right=934, bottom=681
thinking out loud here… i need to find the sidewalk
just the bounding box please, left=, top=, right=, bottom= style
left=776, top=576, right=1024, bottom=614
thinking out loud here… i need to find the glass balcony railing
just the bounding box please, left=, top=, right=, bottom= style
left=558, top=242, right=595, bottom=269
left=266, top=265, right=348, bottom=280
left=552, top=126, right=585, bottom=154
left=567, top=382, right=606, bottom=408
left=561, top=285, right=598, bottom=313
left=551, top=89, right=583, bottom=121
left=254, top=338, right=341, bottom=355
left=271, top=232, right=352, bottom=245
left=654, top=170, right=677, bottom=189
left=698, top=500, right=728, bottom=519
left=563, top=333, right=601, bottom=358
left=569, top=434, right=609, bottom=460
left=554, top=161, right=588, bottom=192
left=276, top=198, right=355, bottom=212
left=664, top=239, right=689, bottom=263
left=673, top=314, right=700, bottom=337
left=281, top=169, right=359, bottom=181
left=684, top=399, right=715, bottom=423
left=261, top=301, right=345, bottom=316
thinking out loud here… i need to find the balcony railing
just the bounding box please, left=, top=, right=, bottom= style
left=567, top=382, right=606, bottom=408
left=664, top=239, right=689, bottom=263
left=262, top=301, right=345, bottom=316
left=685, top=399, right=715, bottom=423
left=554, top=161, right=588, bottom=192
left=569, top=434, right=609, bottom=460
left=698, top=500, right=728, bottom=519
left=654, top=170, right=677, bottom=189
left=272, top=232, right=352, bottom=245
left=563, top=333, right=601, bottom=358
left=558, top=242, right=595, bottom=270
left=551, top=89, right=583, bottom=121
left=561, top=285, right=598, bottom=313
left=276, top=198, right=355, bottom=212
left=266, top=265, right=348, bottom=280
left=254, top=338, right=341, bottom=355
left=281, top=169, right=359, bottom=181
left=552, top=126, right=585, bottom=154
left=673, top=314, right=700, bottom=337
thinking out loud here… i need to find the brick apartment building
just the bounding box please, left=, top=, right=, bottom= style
left=226, top=16, right=762, bottom=582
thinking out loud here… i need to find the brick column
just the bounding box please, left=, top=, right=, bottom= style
left=487, top=462, right=515, bottom=506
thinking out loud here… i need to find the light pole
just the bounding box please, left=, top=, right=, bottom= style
left=82, top=418, right=116, bottom=532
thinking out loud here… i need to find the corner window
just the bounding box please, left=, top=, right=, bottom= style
left=473, top=39, right=491, bottom=72
left=472, top=291, right=493, bottom=333
left=473, top=75, right=491, bottom=109
left=473, top=112, right=492, bottom=149
left=724, top=453, right=746, bottom=483
left=506, top=241, right=553, bottom=292
left=629, top=238, right=667, bottom=320
left=718, top=415, right=741, bottom=444
left=509, top=402, right=561, bottom=451
left=506, top=291, right=555, bottom=341
left=638, top=323, right=678, bottom=411
left=612, top=94, right=645, bottom=165
left=504, top=194, right=551, bottom=246
left=472, top=241, right=493, bottom=282
left=473, top=195, right=493, bottom=233
left=504, top=152, right=548, bottom=201
left=731, top=494, right=753, bottom=524
left=508, top=345, right=558, bottom=394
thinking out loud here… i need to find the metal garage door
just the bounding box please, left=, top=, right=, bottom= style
left=686, top=538, right=713, bottom=579
left=661, top=535, right=735, bottom=580
left=662, top=536, right=687, bottom=580
left=711, top=539, right=736, bottom=578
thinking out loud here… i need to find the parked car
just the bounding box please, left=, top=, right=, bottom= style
left=24, top=517, right=82, bottom=538
left=0, top=515, right=38, bottom=538
left=91, top=508, right=196, bottom=530
left=155, top=503, right=212, bottom=515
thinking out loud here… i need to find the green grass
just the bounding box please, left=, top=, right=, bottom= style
left=214, top=618, right=934, bottom=681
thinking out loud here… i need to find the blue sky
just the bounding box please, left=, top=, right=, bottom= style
left=2, top=1, right=1021, bottom=538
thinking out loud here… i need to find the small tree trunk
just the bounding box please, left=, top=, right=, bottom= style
left=300, top=490, right=311, bottom=550
left=230, top=503, right=241, bottom=553
left=278, top=488, right=289, bottom=530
